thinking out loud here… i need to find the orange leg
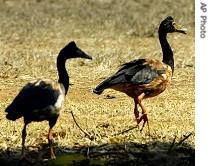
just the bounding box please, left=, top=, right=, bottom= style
left=135, top=93, right=150, bottom=132
left=48, top=128, right=56, bottom=159
left=134, top=98, right=139, bottom=119
left=138, top=101, right=150, bottom=132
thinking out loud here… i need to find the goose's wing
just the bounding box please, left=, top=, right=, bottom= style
left=93, top=59, right=166, bottom=94
left=5, top=79, right=63, bottom=114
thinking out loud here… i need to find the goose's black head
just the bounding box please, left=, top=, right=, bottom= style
left=159, top=16, right=187, bottom=35
left=59, top=41, right=92, bottom=60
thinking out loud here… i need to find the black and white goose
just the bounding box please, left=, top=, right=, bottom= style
left=5, top=41, right=92, bottom=159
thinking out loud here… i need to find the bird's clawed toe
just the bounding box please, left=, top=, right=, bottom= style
left=136, top=113, right=149, bottom=132
left=50, top=152, right=56, bottom=160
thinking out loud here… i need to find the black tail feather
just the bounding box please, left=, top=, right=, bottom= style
left=93, top=74, right=122, bottom=95
left=93, top=77, right=115, bottom=95
left=93, top=88, right=103, bottom=95
left=5, top=103, right=23, bottom=121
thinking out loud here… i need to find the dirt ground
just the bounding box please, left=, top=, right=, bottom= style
left=0, top=0, right=194, bottom=165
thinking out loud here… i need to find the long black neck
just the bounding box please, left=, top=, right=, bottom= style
left=57, top=54, right=69, bottom=95
left=159, top=31, right=174, bottom=73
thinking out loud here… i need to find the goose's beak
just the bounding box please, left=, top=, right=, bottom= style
left=77, top=48, right=93, bottom=60
left=173, top=22, right=187, bottom=34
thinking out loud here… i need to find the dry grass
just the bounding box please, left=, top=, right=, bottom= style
left=0, top=0, right=194, bottom=165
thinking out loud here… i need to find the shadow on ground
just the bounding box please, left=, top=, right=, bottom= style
left=0, top=140, right=194, bottom=166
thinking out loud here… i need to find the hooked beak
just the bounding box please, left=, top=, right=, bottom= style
left=173, top=22, right=187, bottom=34
left=83, top=53, right=92, bottom=60
left=77, top=48, right=93, bottom=60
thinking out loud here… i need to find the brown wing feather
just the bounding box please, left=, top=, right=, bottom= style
left=111, top=59, right=172, bottom=98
